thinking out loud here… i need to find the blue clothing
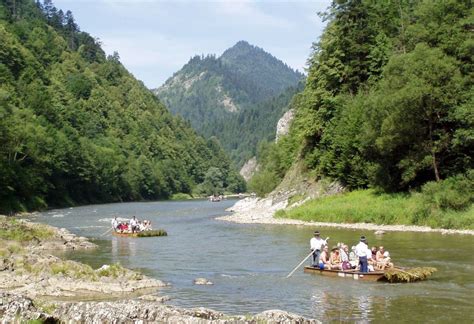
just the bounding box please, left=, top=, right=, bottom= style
left=318, top=262, right=325, bottom=270
left=359, top=256, right=368, bottom=273
left=312, top=249, right=321, bottom=266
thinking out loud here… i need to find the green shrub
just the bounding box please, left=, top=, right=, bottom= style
left=420, top=172, right=473, bottom=211
left=96, top=263, right=127, bottom=278
left=170, top=193, right=193, bottom=200
left=248, top=170, right=280, bottom=197
left=137, top=229, right=167, bottom=237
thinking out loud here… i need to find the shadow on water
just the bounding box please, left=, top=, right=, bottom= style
left=31, top=200, right=474, bottom=323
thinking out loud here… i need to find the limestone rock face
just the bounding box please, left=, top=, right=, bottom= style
left=0, top=293, right=54, bottom=322
left=276, top=109, right=294, bottom=142
left=239, top=156, right=260, bottom=182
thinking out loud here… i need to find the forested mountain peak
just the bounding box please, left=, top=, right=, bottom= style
left=0, top=0, right=245, bottom=213
left=154, top=40, right=304, bottom=167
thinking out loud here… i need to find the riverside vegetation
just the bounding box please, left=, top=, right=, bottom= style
left=0, top=0, right=245, bottom=215
left=249, top=0, right=473, bottom=230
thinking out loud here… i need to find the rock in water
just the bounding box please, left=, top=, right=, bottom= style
left=374, top=230, right=386, bottom=235
left=193, top=278, right=213, bottom=285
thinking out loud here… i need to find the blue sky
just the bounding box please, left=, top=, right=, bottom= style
left=53, top=0, right=330, bottom=88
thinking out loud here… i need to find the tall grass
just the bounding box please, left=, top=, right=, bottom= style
left=277, top=187, right=474, bottom=230
left=0, top=217, right=55, bottom=241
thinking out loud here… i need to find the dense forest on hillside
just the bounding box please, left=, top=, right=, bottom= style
left=0, top=0, right=245, bottom=214
left=251, top=0, right=473, bottom=227
left=155, top=41, right=303, bottom=167
left=205, top=83, right=303, bottom=166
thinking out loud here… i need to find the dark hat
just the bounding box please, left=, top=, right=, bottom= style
left=360, top=235, right=367, bottom=242
left=314, top=231, right=320, bottom=236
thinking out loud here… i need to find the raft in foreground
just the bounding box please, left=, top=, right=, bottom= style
left=112, top=229, right=168, bottom=238
left=304, top=266, right=436, bottom=283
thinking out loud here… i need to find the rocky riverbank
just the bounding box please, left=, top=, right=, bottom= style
left=0, top=291, right=318, bottom=323
left=217, top=196, right=474, bottom=236
left=0, top=216, right=318, bottom=323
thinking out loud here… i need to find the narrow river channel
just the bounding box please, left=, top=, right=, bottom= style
left=30, top=199, right=474, bottom=322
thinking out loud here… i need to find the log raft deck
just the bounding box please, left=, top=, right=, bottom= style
left=112, top=232, right=139, bottom=237
left=304, top=266, right=387, bottom=282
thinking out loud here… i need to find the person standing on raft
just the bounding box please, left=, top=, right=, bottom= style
left=355, top=235, right=371, bottom=273
left=310, top=231, right=329, bottom=267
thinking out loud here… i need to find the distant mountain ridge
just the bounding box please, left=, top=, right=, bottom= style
left=154, top=41, right=304, bottom=167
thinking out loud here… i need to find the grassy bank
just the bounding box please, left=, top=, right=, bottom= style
left=276, top=188, right=474, bottom=230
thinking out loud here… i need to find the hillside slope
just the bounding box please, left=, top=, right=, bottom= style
left=154, top=41, right=304, bottom=166
left=0, top=0, right=244, bottom=214
left=247, top=0, right=473, bottom=229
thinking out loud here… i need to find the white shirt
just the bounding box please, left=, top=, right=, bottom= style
left=340, top=249, right=349, bottom=262
left=111, top=218, right=118, bottom=228
left=130, top=218, right=138, bottom=226
left=310, top=237, right=326, bottom=251
left=355, top=241, right=371, bottom=258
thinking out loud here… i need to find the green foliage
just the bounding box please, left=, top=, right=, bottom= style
left=198, top=167, right=225, bottom=196
left=0, top=217, right=54, bottom=241
left=420, top=171, right=474, bottom=212
left=255, top=0, right=473, bottom=195
left=155, top=41, right=303, bottom=167
left=277, top=174, right=474, bottom=229
left=170, top=193, right=193, bottom=200
left=248, top=169, right=280, bottom=197
left=136, top=229, right=167, bottom=237
left=0, top=0, right=242, bottom=213
left=96, top=263, right=128, bottom=278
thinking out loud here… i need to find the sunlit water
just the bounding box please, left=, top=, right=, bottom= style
left=30, top=200, right=474, bottom=322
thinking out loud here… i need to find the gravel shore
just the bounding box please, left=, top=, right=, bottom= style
left=217, top=197, right=474, bottom=235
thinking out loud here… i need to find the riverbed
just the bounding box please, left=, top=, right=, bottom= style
left=29, top=199, right=474, bottom=322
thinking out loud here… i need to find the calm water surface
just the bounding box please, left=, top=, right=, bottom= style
left=31, top=200, right=474, bottom=322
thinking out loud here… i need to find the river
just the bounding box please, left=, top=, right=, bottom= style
left=30, top=199, right=474, bottom=322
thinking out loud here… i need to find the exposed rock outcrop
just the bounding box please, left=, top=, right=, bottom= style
left=239, top=156, right=260, bottom=182
left=276, top=109, right=294, bottom=142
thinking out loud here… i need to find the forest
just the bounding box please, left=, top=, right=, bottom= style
left=156, top=41, right=303, bottom=167
left=0, top=0, right=245, bottom=214
left=251, top=0, right=473, bottom=228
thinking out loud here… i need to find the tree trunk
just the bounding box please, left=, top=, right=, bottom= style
left=432, top=151, right=441, bottom=181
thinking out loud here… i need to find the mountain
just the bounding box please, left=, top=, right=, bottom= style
left=154, top=41, right=304, bottom=167
left=0, top=0, right=245, bottom=214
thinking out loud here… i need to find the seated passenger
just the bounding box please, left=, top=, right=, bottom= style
left=376, top=246, right=394, bottom=269
left=340, top=244, right=351, bottom=270
left=349, top=246, right=358, bottom=269
left=329, top=247, right=342, bottom=270
left=318, top=246, right=331, bottom=270
left=138, top=221, right=145, bottom=232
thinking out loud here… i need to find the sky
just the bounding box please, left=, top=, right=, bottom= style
left=53, top=0, right=331, bottom=88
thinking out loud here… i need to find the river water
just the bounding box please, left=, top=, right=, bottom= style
left=31, top=199, right=474, bottom=322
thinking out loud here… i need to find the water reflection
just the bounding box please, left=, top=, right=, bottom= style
left=311, top=288, right=392, bottom=322
left=111, top=237, right=137, bottom=259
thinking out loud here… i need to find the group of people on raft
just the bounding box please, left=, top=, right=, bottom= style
left=310, top=231, right=393, bottom=273
left=111, top=215, right=152, bottom=234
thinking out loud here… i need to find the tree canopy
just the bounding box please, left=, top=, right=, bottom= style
left=251, top=0, right=473, bottom=195
left=0, top=0, right=245, bottom=214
